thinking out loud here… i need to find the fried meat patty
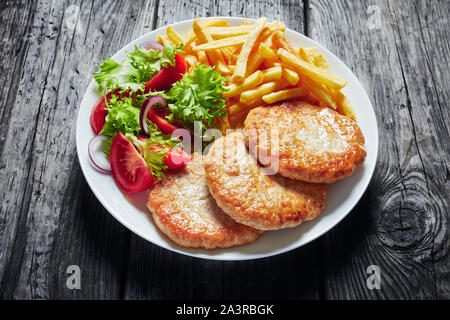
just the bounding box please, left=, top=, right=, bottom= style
left=244, top=101, right=366, bottom=183
left=147, top=155, right=262, bottom=249
left=204, top=132, right=327, bottom=230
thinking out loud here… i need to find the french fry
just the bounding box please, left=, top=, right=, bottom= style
left=278, top=48, right=347, bottom=90
left=223, top=70, right=264, bottom=99
left=183, top=19, right=229, bottom=50
left=197, top=49, right=209, bottom=65
left=184, top=54, right=199, bottom=68
left=258, top=43, right=278, bottom=60
left=209, top=25, right=254, bottom=39
left=301, top=47, right=318, bottom=56
left=267, top=20, right=286, bottom=33
left=273, top=78, right=290, bottom=90
left=166, top=26, right=183, bottom=46
left=301, top=76, right=338, bottom=109
left=245, top=52, right=264, bottom=76
left=229, top=47, right=240, bottom=64
left=272, top=31, right=297, bottom=55
left=228, top=102, right=247, bottom=117
left=298, top=47, right=313, bottom=64
left=193, top=19, right=230, bottom=74
left=334, top=91, right=356, bottom=120
left=282, top=67, right=299, bottom=85
left=261, top=66, right=282, bottom=82
left=217, top=115, right=231, bottom=133
left=299, top=47, right=329, bottom=70
left=240, top=81, right=276, bottom=105
left=312, top=52, right=329, bottom=71
left=262, top=87, right=306, bottom=104
left=233, top=17, right=268, bottom=81
left=193, top=34, right=248, bottom=51
left=263, top=59, right=280, bottom=68
left=158, top=35, right=173, bottom=46
left=220, top=47, right=233, bottom=63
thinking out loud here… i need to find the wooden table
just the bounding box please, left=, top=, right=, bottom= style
left=0, top=0, right=448, bottom=300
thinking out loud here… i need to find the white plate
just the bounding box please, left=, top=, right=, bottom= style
left=76, top=17, right=378, bottom=261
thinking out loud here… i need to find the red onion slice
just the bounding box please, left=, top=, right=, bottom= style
left=88, top=135, right=111, bottom=172
left=140, top=96, right=168, bottom=135
left=139, top=41, right=163, bottom=52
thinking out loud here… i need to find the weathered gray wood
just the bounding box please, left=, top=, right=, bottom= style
left=122, top=0, right=318, bottom=300
left=0, top=0, right=449, bottom=300
left=0, top=0, right=157, bottom=299
left=309, top=0, right=449, bottom=299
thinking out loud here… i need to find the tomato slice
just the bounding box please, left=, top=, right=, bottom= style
left=174, top=53, right=186, bottom=74
left=144, top=53, right=186, bottom=92
left=147, top=105, right=181, bottom=134
left=90, top=89, right=131, bottom=134
left=149, top=145, right=191, bottom=170
left=90, top=97, right=108, bottom=135
left=110, top=132, right=154, bottom=193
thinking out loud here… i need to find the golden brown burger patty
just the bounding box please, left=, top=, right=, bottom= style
left=244, top=101, right=366, bottom=183
left=204, top=132, right=327, bottom=230
left=147, top=155, right=262, bottom=249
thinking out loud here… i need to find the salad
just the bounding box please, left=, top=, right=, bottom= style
left=88, top=41, right=228, bottom=193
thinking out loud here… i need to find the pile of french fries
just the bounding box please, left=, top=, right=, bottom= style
left=158, top=17, right=356, bottom=131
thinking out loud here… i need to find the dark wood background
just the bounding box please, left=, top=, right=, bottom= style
left=0, top=0, right=448, bottom=299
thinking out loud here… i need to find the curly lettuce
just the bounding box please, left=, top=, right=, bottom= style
left=161, top=64, right=228, bottom=132
left=93, top=44, right=183, bottom=93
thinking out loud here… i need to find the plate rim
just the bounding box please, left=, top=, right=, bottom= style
left=76, top=16, right=379, bottom=261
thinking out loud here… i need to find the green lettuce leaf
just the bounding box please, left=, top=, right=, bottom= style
left=162, top=64, right=228, bottom=132
left=93, top=44, right=183, bottom=93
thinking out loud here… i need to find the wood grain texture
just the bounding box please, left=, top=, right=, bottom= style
left=0, top=0, right=448, bottom=300
left=309, top=0, right=449, bottom=299
left=0, top=0, right=157, bottom=299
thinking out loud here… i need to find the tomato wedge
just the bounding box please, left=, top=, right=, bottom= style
left=144, top=53, right=186, bottom=92
left=110, top=132, right=154, bottom=193
left=149, top=145, right=191, bottom=170
left=90, top=96, right=109, bottom=135
left=147, top=105, right=181, bottom=134
left=90, top=89, right=131, bottom=134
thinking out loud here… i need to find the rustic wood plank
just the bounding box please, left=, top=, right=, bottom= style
left=309, top=0, right=449, bottom=299
left=122, top=0, right=319, bottom=300
left=0, top=0, right=158, bottom=299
